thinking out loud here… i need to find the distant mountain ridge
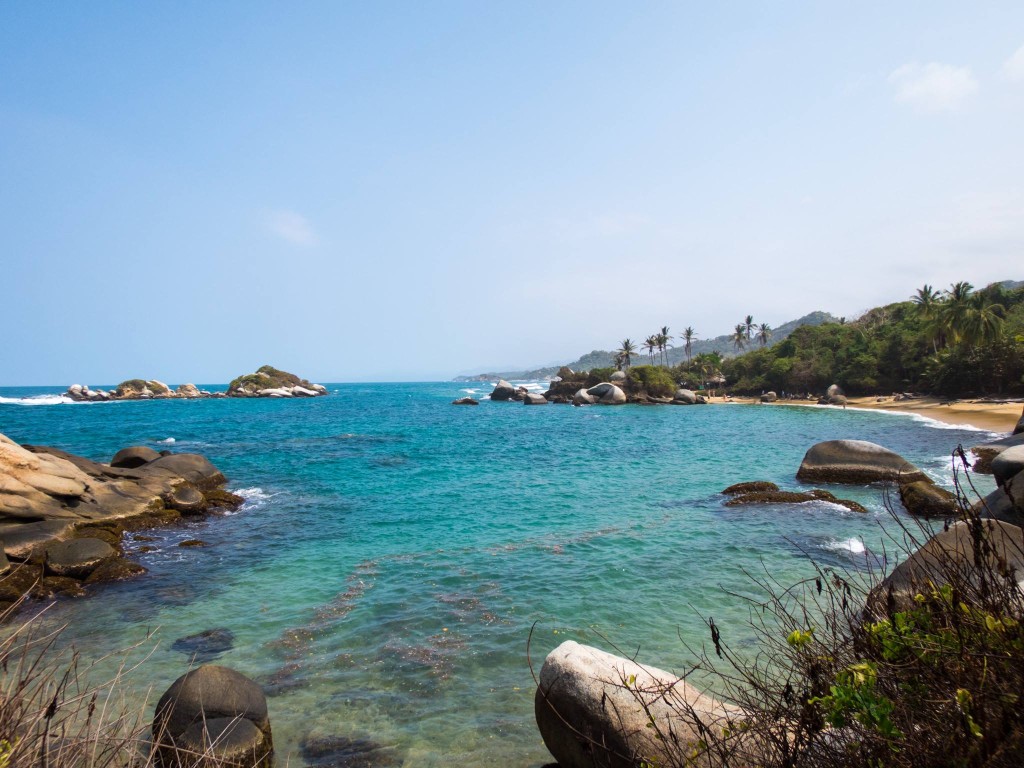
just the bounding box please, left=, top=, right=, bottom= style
left=455, top=311, right=839, bottom=381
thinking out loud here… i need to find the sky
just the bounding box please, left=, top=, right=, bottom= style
left=2, top=2, right=1023, bottom=384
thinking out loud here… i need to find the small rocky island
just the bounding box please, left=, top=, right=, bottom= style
left=0, top=432, right=242, bottom=610
left=63, top=365, right=327, bottom=402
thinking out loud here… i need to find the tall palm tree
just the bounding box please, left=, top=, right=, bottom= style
left=732, top=324, right=747, bottom=351
left=912, top=284, right=943, bottom=353
left=941, top=281, right=975, bottom=343
left=643, top=335, right=658, bottom=364
left=680, top=327, right=696, bottom=366
left=616, top=338, right=637, bottom=369
left=756, top=323, right=772, bottom=347
left=658, top=326, right=672, bottom=365
left=959, top=295, right=1005, bottom=346
left=744, top=315, right=755, bottom=340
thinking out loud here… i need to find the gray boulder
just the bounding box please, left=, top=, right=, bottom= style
left=609, top=371, right=627, bottom=383
left=451, top=397, right=479, bottom=406
left=760, top=391, right=777, bottom=403
left=1015, top=406, right=1024, bottom=435
left=572, top=389, right=596, bottom=406
left=523, top=393, right=549, bottom=405
left=535, top=641, right=751, bottom=768
left=991, top=445, right=1024, bottom=489
left=796, top=440, right=926, bottom=485
left=111, top=446, right=161, bottom=469
left=828, top=394, right=848, bottom=406
left=490, top=380, right=517, bottom=401
left=165, top=483, right=206, bottom=514
left=587, top=383, right=626, bottom=405
left=143, top=454, right=226, bottom=489
left=898, top=480, right=958, bottom=517
left=154, top=665, right=272, bottom=767
left=45, top=538, right=115, bottom=578
left=826, top=383, right=844, bottom=399
left=975, top=469, right=1024, bottom=528
left=673, top=389, right=697, bottom=404
left=868, top=520, right=1024, bottom=616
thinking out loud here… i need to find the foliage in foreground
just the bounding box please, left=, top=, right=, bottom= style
left=619, top=458, right=1024, bottom=767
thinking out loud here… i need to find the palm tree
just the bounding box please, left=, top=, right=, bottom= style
left=658, top=326, right=672, bottom=365
left=732, top=324, right=747, bottom=351
left=912, top=284, right=943, bottom=353
left=959, top=295, right=1005, bottom=346
left=616, top=338, right=637, bottom=369
left=941, top=281, right=975, bottom=343
left=756, top=323, right=772, bottom=347
left=680, top=327, right=696, bottom=366
left=643, top=335, right=658, bottom=364
left=744, top=315, right=755, bottom=340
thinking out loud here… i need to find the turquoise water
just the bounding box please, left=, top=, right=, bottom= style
left=0, top=383, right=999, bottom=766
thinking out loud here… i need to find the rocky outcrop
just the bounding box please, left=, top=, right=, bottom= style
left=796, top=440, right=927, bottom=485
left=0, top=432, right=242, bottom=610
left=674, top=388, right=698, bottom=404
left=899, top=480, right=958, bottom=517
left=868, top=520, right=1024, bottom=616
left=970, top=432, right=1024, bottom=474
left=723, top=481, right=779, bottom=495
left=572, top=389, right=596, bottom=406
left=523, top=393, right=549, bottom=405
left=586, top=383, right=627, bottom=405
left=489, top=380, right=519, bottom=401
left=64, top=366, right=326, bottom=401
left=992, top=446, right=1024, bottom=489
left=451, top=397, right=479, bottom=406
left=154, top=665, right=272, bottom=768
left=760, top=391, right=778, bottom=403
left=535, top=641, right=752, bottom=768
left=227, top=365, right=327, bottom=398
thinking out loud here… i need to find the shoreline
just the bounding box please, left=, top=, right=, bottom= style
left=717, top=395, right=1021, bottom=434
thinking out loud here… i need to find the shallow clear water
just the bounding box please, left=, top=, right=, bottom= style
left=0, top=383, right=999, bottom=766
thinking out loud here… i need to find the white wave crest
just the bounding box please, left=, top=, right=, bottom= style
left=228, top=487, right=279, bottom=515
left=460, top=388, right=479, bottom=394
left=0, top=394, right=79, bottom=406
left=845, top=406, right=1000, bottom=437
left=157, top=437, right=176, bottom=444
left=824, top=537, right=866, bottom=555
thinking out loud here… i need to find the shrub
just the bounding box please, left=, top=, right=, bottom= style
left=585, top=367, right=618, bottom=386
left=627, top=366, right=676, bottom=398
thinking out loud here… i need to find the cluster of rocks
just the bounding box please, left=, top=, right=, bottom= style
left=721, top=480, right=867, bottom=513
left=760, top=383, right=848, bottom=406
left=474, top=368, right=708, bottom=407
left=62, top=366, right=327, bottom=402
left=0, top=433, right=241, bottom=610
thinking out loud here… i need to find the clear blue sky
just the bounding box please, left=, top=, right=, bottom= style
left=2, top=2, right=1022, bottom=384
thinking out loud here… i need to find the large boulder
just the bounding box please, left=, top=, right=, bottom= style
left=826, top=383, right=844, bottom=399
left=674, top=389, right=697, bottom=405
left=587, top=383, right=627, bottom=405
left=535, top=641, right=751, bottom=768
left=522, top=393, right=549, bottom=405
left=760, top=391, right=778, bottom=403
left=572, top=389, right=596, bottom=406
left=45, top=538, right=115, bottom=578
left=796, top=440, right=926, bottom=485
left=899, top=480, right=958, bottom=517
left=165, top=483, right=206, bottom=514
left=868, top=520, right=1024, bottom=615
left=142, top=454, right=226, bottom=489
left=609, top=371, right=627, bottom=383
left=111, top=446, right=161, bottom=469
left=970, top=432, right=1024, bottom=474
left=154, top=665, right=272, bottom=767
left=490, top=380, right=517, bottom=401
left=991, top=445, right=1024, bottom=489
left=975, top=468, right=1024, bottom=528
left=176, top=383, right=201, bottom=398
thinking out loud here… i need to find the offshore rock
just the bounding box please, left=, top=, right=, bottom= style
left=451, top=397, right=479, bottom=405
left=899, top=480, right=958, bottom=517
left=227, top=365, right=327, bottom=398
left=796, top=440, right=926, bottom=485
left=490, top=380, right=518, bottom=401
left=523, top=393, right=549, bottom=405
left=535, top=641, right=753, bottom=768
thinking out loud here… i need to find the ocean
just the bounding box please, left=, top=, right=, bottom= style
left=0, top=383, right=999, bottom=766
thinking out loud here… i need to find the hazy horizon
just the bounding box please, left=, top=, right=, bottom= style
left=4, top=3, right=1023, bottom=386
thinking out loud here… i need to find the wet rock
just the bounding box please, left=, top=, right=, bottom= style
left=110, top=446, right=161, bottom=468
left=38, top=575, right=86, bottom=599
left=970, top=432, right=1024, bottom=474
left=84, top=557, right=146, bottom=584
left=725, top=489, right=867, bottom=513
left=204, top=488, right=245, bottom=512
left=899, top=480, right=958, bottom=517
left=796, top=440, right=926, bottom=485
left=172, top=628, right=236, bottom=663
left=299, top=734, right=402, bottom=767
left=165, top=483, right=206, bottom=514
left=179, top=539, right=208, bottom=548
left=154, top=665, right=272, bottom=768
left=45, top=538, right=115, bottom=578
left=523, top=393, right=549, bottom=405
left=74, top=525, right=123, bottom=547
left=451, top=397, right=479, bottom=405
left=722, top=481, right=779, bottom=496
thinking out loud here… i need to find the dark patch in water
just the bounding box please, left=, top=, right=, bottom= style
left=368, top=455, right=408, bottom=468
left=171, top=627, right=235, bottom=662
left=299, top=735, right=402, bottom=767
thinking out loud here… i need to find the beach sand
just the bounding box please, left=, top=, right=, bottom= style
left=715, top=395, right=1023, bottom=434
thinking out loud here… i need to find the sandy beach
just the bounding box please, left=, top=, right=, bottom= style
left=718, top=395, right=1023, bottom=433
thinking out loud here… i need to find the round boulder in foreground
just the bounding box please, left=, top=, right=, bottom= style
left=154, top=665, right=272, bottom=767
left=796, top=440, right=926, bottom=485
left=110, top=446, right=161, bottom=468
left=45, top=538, right=115, bottom=578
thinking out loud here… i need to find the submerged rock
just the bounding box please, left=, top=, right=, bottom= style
left=722, top=481, right=779, bottom=495
left=451, top=397, right=479, bottom=405
left=725, top=489, right=867, bottom=513
left=535, top=641, right=753, bottom=768
left=796, top=440, right=926, bottom=485
left=172, top=628, right=236, bottom=663
left=299, top=734, right=402, bottom=767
